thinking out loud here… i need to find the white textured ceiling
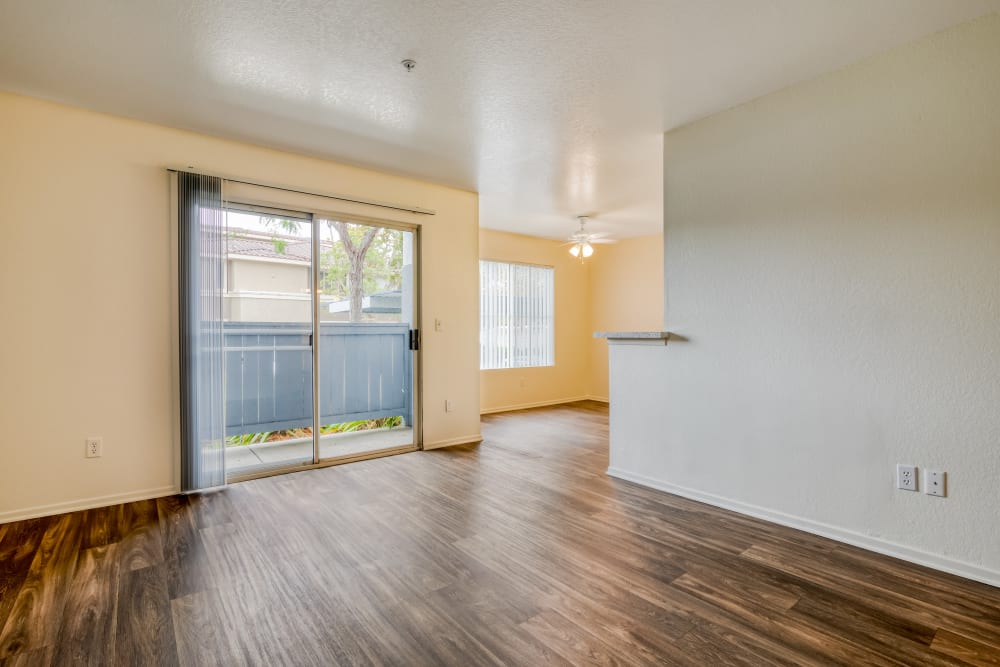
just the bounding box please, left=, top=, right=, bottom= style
left=1, top=1, right=997, bottom=239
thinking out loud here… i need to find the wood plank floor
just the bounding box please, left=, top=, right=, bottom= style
left=2, top=401, right=999, bottom=666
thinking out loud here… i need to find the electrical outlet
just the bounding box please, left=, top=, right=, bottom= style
left=434, top=318, right=442, bottom=332
left=925, top=470, right=947, bottom=497
left=445, top=399, right=453, bottom=412
left=896, top=464, right=917, bottom=491
left=85, top=437, right=102, bottom=458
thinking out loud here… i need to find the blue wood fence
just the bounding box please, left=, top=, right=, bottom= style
left=224, top=322, right=412, bottom=437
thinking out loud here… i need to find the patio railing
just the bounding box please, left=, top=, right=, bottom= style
left=223, top=321, right=412, bottom=437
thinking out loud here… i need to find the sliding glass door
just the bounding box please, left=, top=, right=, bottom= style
left=221, top=206, right=417, bottom=479
left=223, top=208, right=317, bottom=475
left=315, top=220, right=416, bottom=461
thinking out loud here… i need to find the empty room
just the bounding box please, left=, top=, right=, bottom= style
left=1, top=1, right=999, bottom=665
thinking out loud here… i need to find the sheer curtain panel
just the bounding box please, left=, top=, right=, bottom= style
left=177, top=171, right=226, bottom=491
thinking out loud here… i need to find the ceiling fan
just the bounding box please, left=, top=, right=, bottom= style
left=564, top=216, right=615, bottom=258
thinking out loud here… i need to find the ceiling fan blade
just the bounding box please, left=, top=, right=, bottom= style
left=591, top=239, right=618, bottom=244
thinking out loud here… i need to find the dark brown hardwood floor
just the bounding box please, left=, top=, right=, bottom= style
left=1, top=401, right=999, bottom=666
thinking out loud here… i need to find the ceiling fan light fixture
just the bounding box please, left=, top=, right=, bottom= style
left=567, top=216, right=599, bottom=260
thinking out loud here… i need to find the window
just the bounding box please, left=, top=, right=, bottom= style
left=480, top=260, right=554, bottom=369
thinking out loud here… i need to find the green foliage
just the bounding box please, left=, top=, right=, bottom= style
left=255, top=217, right=404, bottom=319
left=226, top=431, right=272, bottom=446
left=226, top=416, right=403, bottom=447
left=258, top=216, right=302, bottom=255
left=326, top=420, right=366, bottom=433
left=319, top=222, right=403, bottom=303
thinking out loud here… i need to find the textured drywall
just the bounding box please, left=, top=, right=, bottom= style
left=0, top=93, right=480, bottom=521
left=479, top=229, right=591, bottom=413
left=613, top=15, right=1000, bottom=579
left=3, top=2, right=998, bottom=240
left=588, top=235, right=664, bottom=401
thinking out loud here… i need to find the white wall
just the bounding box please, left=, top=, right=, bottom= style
left=0, top=92, right=480, bottom=521
left=611, top=15, right=1000, bottom=583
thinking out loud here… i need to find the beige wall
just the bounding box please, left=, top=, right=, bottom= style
left=478, top=229, right=663, bottom=411
left=588, top=235, right=664, bottom=400
left=611, top=15, right=1000, bottom=581
left=225, top=258, right=311, bottom=323
left=0, top=92, right=480, bottom=521
left=230, top=257, right=309, bottom=295
left=479, top=229, right=592, bottom=413
left=224, top=294, right=312, bottom=323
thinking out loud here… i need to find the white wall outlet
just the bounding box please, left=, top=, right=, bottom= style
left=434, top=318, right=442, bottom=332
left=85, top=437, right=102, bottom=458
left=925, top=470, right=947, bottom=497
left=896, top=464, right=917, bottom=491
left=445, top=399, right=453, bottom=412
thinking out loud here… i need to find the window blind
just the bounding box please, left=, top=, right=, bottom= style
left=480, top=260, right=554, bottom=370
left=177, top=171, right=227, bottom=491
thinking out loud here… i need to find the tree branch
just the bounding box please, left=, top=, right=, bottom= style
left=329, top=220, right=353, bottom=254
left=357, top=226, right=381, bottom=256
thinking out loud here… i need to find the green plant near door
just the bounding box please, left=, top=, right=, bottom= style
left=226, top=416, right=403, bottom=447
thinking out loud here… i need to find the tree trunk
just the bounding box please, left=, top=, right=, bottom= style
left=348, top=259, right=365, bottom=322
left=329, top=221, right=380, bottom=322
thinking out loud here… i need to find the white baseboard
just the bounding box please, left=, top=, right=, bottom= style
left=423, top=434, right=483, bottom=450
left=0, top=485, right=178, bottom=525
left=480, top=395, right=604, bottom=415
left=607, top=467, right=1000, bottom=589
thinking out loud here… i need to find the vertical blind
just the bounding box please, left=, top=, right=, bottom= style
left=177, top=171, right=227, bottom=491
left=480, top=260, right=554, bottom=370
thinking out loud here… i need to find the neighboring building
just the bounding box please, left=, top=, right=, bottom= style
left=224, top=228, right=404, bottom=323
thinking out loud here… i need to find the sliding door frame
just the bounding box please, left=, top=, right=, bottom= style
left=223, top=197, right=423, bottom=484
left=311, top=211, right=321, bottom=466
